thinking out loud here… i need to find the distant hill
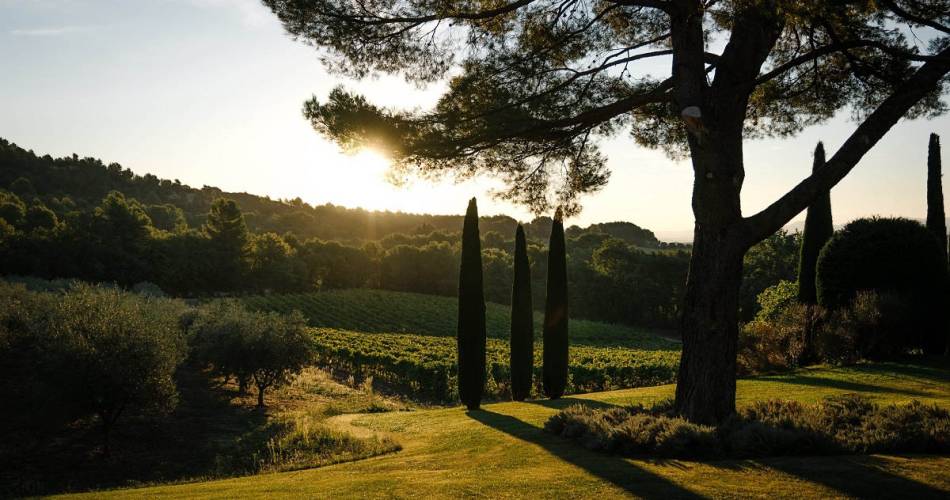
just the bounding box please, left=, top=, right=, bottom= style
left=0, top=138, right=668, bottom=247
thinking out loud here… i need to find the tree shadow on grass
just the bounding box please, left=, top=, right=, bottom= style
left=0, top=367, right=273, bottom=497
left=760, top=454, right=949, bottom=499
left=758, top=374, right=931, bottom=397
left=467, top=409, right=705, bottom=499
left=522, top=397, right=620, bottom=411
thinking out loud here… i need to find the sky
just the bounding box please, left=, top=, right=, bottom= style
left=1, top=0, right=948, bottom=242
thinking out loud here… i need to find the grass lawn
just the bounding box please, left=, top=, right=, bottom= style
left=60, top=361, right=950, bottom=499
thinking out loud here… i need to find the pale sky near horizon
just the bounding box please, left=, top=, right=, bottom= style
left=1, top=0, right=948, bottom=241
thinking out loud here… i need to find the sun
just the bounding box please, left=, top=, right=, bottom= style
left=350, top=148, right=392, bottom=174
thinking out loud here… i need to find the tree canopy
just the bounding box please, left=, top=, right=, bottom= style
left=267, top=0, right=949, bottom=216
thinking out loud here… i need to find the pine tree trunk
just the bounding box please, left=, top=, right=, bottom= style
left=673, top=109, right=748, bottom=424
left=510, top=224, right=534, bottom=401
left=674, top=226, right=745, bottom=424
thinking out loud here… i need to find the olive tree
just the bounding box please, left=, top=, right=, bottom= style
left=247, top=310, right=315, bottom=408
left=190, top=303, right=315, bottom=407
left=0, top=283, right=188, bottom=455
left=264, top=0, right=950, bottom=423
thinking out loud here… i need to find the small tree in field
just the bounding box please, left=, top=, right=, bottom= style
left=265, top=0, right=950, bottom=423
left=247, top=310, right=315, bottom=408
left=458, top=198, right=487, bottom=410
left=190, top=303, right=315, bottom=406
left=509, top=224, right=534, bottom=401
left=189, top=301, right=258, bottom=393
left=543, top=209, right=568, bottom=399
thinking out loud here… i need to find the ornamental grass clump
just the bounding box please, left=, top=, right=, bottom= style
left=546, top=394, right=950, bottom=460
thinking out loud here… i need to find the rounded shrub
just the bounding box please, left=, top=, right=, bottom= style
left=816, top=217, right=946, bottom=354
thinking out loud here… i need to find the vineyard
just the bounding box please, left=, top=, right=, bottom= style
left=242, top=290, right=680, bottom=401
left=243, top=289, right=673, bottom=347
left=310, top=329, right=680, bottom=400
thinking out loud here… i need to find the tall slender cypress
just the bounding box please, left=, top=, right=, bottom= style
left=457, top=198, right=486, bottom=410
left=542, top=208, right=568, bottom=399
left=927, top=133, right=947, bottom=266
left=797, top=142, right=834, bottom=305
left=509, top=224, right=533, bottom=401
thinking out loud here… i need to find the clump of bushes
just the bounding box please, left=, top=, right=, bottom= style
left=817, top=217, right=946, bottom=355
left=0, top=281, right=188, bottom=453
left=545, top=394, right=950, bottom=459
left=737, top=281, right=810, bottom=375
left=815, top=290, right=913, bottom=364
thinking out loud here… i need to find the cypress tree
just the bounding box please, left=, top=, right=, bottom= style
left=509, top=224, right=533, bottom=401
left=927, top=133, right=947, bottom=266
left=542, top=208, right=568, bottom=399
left=797, top=142, right=834, bottom=305
left=457, top=198, right=486, bottom=410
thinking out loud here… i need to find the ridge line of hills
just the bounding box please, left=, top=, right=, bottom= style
left=0, top=137, right=688, bottom=248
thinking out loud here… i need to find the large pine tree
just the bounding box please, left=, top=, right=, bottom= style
left=509, top=224, right=533, bottom=401
left=457, top=198, right=486, bottom=410
left=543, top=209, right=568, bottom=400
left=266, top=0, right=950, bottom=424
left=797, top=142, right=834, bottom=305
left=927, top=133, right=947, bottom=267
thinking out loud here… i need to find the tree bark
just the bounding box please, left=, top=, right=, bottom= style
left=675, top=228, right=745, bottom=424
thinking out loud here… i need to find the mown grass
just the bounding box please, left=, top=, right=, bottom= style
left=62, top=361, right=950, bottom=499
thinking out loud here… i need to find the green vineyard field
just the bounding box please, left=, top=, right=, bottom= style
left=310, top=328, right=680, bottom=400
left=243, top=289, right=673, bottom=347
left=242, top=290, right=680, bottom=400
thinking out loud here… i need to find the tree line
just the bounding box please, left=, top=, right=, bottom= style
left=0, top=137, right=678, bottom=248
left=0, top=192, right=713, bottom=329
left=0, top=184, right=804, bottom=329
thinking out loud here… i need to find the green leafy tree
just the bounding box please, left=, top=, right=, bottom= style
left=247, top=310, right=315, bottom=407
left=509, top=224, right=534, bottom=401
left=43, top=285, right=185, bottom=455
left=189, top=301, right=258, bottom=393
left=927, top=133, right=947, bottom=266
left=817, top=217, right=946, bottom=355
left=543, top=209, right=568, bottom=399
left=9, top=177, right=35, bottom=197
left=249, top=232, right=296, bottom=292
left=24, top=204, right=58, bottom=232
left=93, top=191, right=154, bottom=284
left=0, top=191, right=26, bottom=228
left=146, top=204, right=188, bottom=233
left=457, top=198, right=486, bottom=410
left=204, top=198, right=249, bottom=291
left=264, top=0, right=950, bottom=423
